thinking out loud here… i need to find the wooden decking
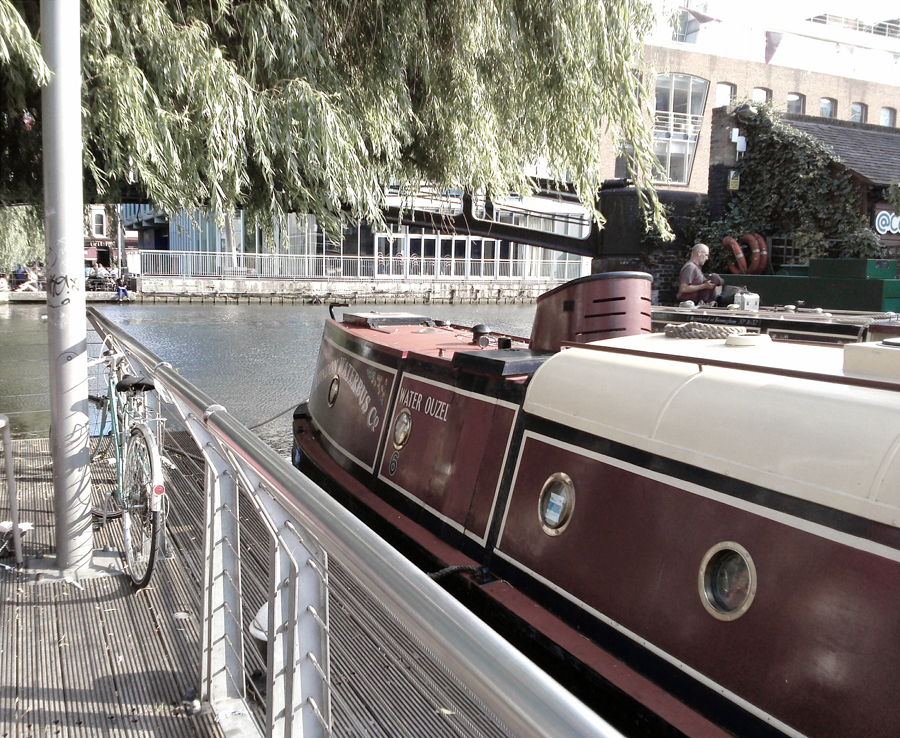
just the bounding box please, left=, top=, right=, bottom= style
left=0, top=438, right=223, bottom=737
left=1, top=431, right=531, bottom=738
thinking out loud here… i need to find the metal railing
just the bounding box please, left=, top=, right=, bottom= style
left=86, top=308, right=623, bottom=738
left=653, top=110, right=704, bottom=140
left=139, top=251, right=585, bottom=283
left=809, top=13, right=900, bottom=40
left=0, top=415, right=23, bottom=565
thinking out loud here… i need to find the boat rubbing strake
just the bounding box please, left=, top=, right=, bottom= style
left=293, top=273, right=900, bottom=738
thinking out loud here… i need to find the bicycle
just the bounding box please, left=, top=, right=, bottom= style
left=88, top=336, right=167, bottom=587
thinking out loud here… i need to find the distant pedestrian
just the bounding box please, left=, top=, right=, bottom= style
left=116, top=274, right=129, bottom=302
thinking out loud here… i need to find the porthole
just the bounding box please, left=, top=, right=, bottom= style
left=538, top=473, right=575, bottom=536
left=699, top=542, right=757, bottom=621
left=392, top=408, right=413, bottom=449
left=327, top=376, right=340, bottom=407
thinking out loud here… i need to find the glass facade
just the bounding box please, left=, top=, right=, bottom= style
left=653, top=74, right=709, bottom=185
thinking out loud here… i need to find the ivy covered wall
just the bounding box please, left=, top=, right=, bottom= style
left=697, top=104, right=884, bottom=273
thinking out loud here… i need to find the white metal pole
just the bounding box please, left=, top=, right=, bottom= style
left=117, top=204, right=124, bottom=272
left=42, top=0, right=93, bottom=574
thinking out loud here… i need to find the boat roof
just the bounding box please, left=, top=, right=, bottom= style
left=332, top=313, right=544, bottom=376
left=525, top=333, right=900, bottom=532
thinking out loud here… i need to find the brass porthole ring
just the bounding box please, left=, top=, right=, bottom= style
left=327, top=376, right=340, bottom=407
left=698, top=541, right=757, bottom=621
left=392, top=408, right=413, bottom=449
left=538, top=472, right=575, bottom=536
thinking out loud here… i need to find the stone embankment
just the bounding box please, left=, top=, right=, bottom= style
left=4, top=278, right=557, bottom=304
left=134, top=277, right=548, bottom=304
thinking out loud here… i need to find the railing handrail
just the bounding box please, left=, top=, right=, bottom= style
left=0, top=414, right=23, bottom=565
left=85, top=307, right=623, bottom=738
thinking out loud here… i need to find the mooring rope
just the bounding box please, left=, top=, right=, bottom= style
left=664, top=322, right=747, bottom=339
left=248, top=404, right=297, bottom=430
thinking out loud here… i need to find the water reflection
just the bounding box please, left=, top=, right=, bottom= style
left=0, top=303, right=51, bottom=437
left=0, top=301, right=536, bottom=456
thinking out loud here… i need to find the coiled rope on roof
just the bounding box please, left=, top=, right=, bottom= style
left=664, top=322, right=748, bottom=339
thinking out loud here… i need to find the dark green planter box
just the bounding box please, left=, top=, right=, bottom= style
left=808, top=259, right=898, bottom=280
left=777, top=265, right=809, bottom=276
left=721, top=274, right=900, bottom=311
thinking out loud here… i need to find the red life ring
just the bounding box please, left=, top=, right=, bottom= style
left=753, top=234, right=768, bottom=274
left=723, top=236, right=747, bottom=274
left=740, top=234, right=762, bottom=274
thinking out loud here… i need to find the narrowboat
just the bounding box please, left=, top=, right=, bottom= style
left=651, top=303, right=900, bottom=345
left=292, top=272, right=900, bottom=738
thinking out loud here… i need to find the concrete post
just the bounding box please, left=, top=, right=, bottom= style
left=42, top=0, right=93, bottom=573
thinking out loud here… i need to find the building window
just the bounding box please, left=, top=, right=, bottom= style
left=850, top=103, right=867, bottom=123
left=93, top=212, right=105, bottom=237
left=715, top=83, right=736, bottom=108
left=653, top=74, right=709, bottom=185
left=786, top=93, right=805, bottom=114
left=820, top=98, right=837, bottom=118
left=614, top=144, right=635, bottom=179
left=751, top=88, right=771, bottom=103
left=672, top=4, right=705, bottom=44
left=882, top=107, right=897, bottom=127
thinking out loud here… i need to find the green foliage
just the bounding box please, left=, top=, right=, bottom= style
left=889, top=182, right=900, bottom=215
left=0, top=205, right=44, bottom=272
left=0, top=0, right=671, bottom=241
left=695, top=103, right=883, bottom=267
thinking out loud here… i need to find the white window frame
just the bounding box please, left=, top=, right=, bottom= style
left=786, top=93, right=805, bottom=115
left=715, top=83, right=735, bottom=108
left=820, top=98, right=837, bottom=118
left=652, top=74, right=709, bottom=186
left=93, top=212, right=106, bottom=237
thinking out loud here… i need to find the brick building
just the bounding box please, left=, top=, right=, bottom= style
left=599, top=6, right=899, bottom=194
left=602, top=5, right=900, bottom=303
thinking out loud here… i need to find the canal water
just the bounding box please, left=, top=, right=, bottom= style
left=0, top=301, right=536, bottom=456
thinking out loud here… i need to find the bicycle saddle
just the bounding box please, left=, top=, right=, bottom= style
left=116, top=375, right=156, bottom=393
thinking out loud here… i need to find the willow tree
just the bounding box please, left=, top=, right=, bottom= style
left=0, top=0, right=669, bottom=255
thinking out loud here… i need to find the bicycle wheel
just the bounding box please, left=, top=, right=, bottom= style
left=121, top=424, right=163, bottom=587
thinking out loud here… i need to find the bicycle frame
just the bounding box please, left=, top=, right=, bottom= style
left=90, top=339, right=165, bottom=515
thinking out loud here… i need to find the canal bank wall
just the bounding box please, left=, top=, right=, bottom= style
left=133, top=277, right=549, bottom=303
left=4, top=277, right=569, bottom=305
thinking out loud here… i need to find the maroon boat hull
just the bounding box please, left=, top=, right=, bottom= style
left=294, top=284, right=900, bottom=738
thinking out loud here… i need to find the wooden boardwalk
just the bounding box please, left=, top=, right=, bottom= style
left=0, top=438, right=224, bottom=738
left=0, top=432, right=526, bottom=738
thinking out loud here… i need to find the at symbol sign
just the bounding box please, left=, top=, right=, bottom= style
left=875, top=210, right=900, bottom=235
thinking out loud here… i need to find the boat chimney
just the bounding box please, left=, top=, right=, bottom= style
left=472, top=324, right=491, bottom=346
left=530, top=272, right=653, bottom=352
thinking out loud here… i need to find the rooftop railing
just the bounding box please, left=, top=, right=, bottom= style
left=808, top=13, right=900, bottom=40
